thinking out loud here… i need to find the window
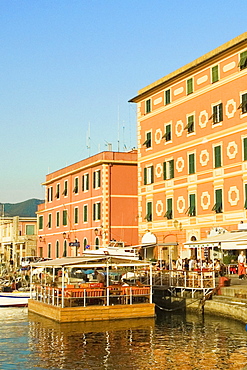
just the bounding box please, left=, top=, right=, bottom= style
left=164, top=124, right=171, bottom=142
left=93, top=170, right=101, bottom=189
left=211, top=103, right=223, bottom=124
left=56, top=211, right=60, bottom=227
left=82, top=173, right=89, bottom=191
left=48, top=214, right=52, bottom=229
left=73, top=177, right=79, bottom=194
left=145, top=201, right=152, bottom=222
left=83, top=205, right=88, bottom=222
left=38, top=216, right=43, bottom=230
left=145, top=99, right=151, bottom=113
left=243, top=138, right=247, bottom=161
left=214, top=145, right=222, bottom=168
left=163, top=160, right=174, bottom=180
left=185, top=115, right=194, bottom=133
left=188, top=153, right=195, bottom=174
left=164, top=198, right=173, bottom=219
left=187, top=194, right=196, bottom=217
left=26, top=225, right=35, bottom=235
left=48, top=243, right=51, bottom=259
left=144, top=166, right=154, bottom=185
left=165, top=89, right=171, bottom=105
left=74, top=207, right=79, bottom=224
left=143, top=131, right=152, bottom=148
left=240, top=50, right=247, bottom=70
left=63, top=180, right=68, bottom=196
left=55, top=183, right=60, bottom=199
left=211, top=65, right=219, bottom=83
left=62, top=210, right=68, bottom=226
left=47, top=187, right=53, bottom=202
left=244, top=184, right=247, bottom=209
left=93, top=202, right=101, bottom=221
left=56, top=241, right=59, bottom=258
left=212, top=189, right=223, bottom=213
left=187, top=78, right=193, bottom=95
left=239, top=93, right=247, bottom=114
left=83, top=238, right=88, bottom=250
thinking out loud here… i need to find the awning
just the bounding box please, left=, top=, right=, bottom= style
left=184, top=231, right=247, bottom=250
left=31, top=255, right=151, bottom=269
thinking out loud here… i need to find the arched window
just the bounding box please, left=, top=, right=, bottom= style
left=63, top=240, right=67, bottom=257
left=56, top=241, right=60, bottom=258
left=95, top=237, right=100, bottom=250
left=83, top=238, right=88, bottom=251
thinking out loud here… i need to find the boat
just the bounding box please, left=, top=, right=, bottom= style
left=82, top=241, right=141, bottom=260
left=0, top=291, right=30, bottom=307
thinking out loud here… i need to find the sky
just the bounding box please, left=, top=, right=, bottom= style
left=0, top=0, right=246, bottom=203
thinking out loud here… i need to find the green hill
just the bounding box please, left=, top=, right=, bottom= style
left=1, top=199, right=44, bottom=217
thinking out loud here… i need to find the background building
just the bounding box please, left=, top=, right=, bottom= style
left=0, top=216, right=37, bottom=270
left=37, top=150, right=138, bottom=259
left=129, top=32, right=247, bottom=261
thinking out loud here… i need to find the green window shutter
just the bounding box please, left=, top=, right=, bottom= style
left=187, top=78, right=193, bottom=94
left=26, top=225, right=35, bottom=235
left=98, top=203, right=101, bottom=220
left=165, top=198, right=173, bottom=219
left=242, top=93, right=247, bottom=114
left=63, top=210, right=67, bottom=226
left=170, top=160, right=174, bottom=178
left=214, top=146, right=221, bottom=168
left=144, top=167, right=147, bottom=185
left=84, top=205, right=88, bottom=222
left=56, top=241, right=59, bottom=258
left=189, top=153, right=195, bottom=174
left=219, top=103, right=223, bottom=122
left=163, top=162, right=167, bottom=180
left=240, top=51, right=247, bottom=70
left=56, top=212, right=60, bottom=227
left=213, top=189, right=223, bottom=213
left=93, top=204, right=96, bottom=221
left=146, top=132, right=151, bottom=148
left=187, top=115, right=194, bottom=133
left=165, top=124, right=171, bottom=141
left=244, top=184, right=247, bottom=209
left=93, top=172, right=96, bottom=188
left=98, top=171, right=101, bottom=187
left=86, top=174, right=89, bottom=190
left=146, top=99, right=151, bottom=113
left=146, top=202, right=152, bottom=221
left=165, top=89, right=171, bottom=105
left=212, top=65, right=219, bottom=83
left=82, top=175, right=85, bottom=191
left=74, top=208, right=78, bottom=223
left=39, top=216, right=43, bottom=230
left=189, top=194, right=196, bottom=216
left=151, top=166, right=154, bottom=183
left=244, top=138, right=247, bottom=161
left=63, top=241, right=67, bottom=257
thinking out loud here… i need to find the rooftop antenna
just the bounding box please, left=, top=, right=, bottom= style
left=86, top=122, right=91, bottom=157
left=117, top=102, right=120, bottom=152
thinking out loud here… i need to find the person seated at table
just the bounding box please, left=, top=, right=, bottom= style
left=95, top=270, right=106, bottom=285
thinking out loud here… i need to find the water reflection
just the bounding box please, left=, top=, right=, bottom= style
left=1, top=308, right=247, bottom=369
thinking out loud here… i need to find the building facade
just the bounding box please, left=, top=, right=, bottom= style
left=37, top=150, right=138, bottom=259
left=0, top=216, right=37, bottom=269
left=129, top=32, right=247, bottom=260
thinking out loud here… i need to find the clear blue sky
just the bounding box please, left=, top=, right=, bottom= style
left=0, top=0, right=246, bottom=203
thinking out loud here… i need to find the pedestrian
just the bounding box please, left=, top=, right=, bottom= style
left=238, top=251, right=246, bottom=279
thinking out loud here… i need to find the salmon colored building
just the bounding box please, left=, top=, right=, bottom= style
left=129, top=32, right=247, bottom=260
left=37, top=150, right=138, bottom=259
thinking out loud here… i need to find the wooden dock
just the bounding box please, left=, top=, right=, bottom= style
left=28, top=299, right=155, bottom=323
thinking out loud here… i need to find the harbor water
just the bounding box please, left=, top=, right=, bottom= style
left=1, top=307, right=247, bottom=369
